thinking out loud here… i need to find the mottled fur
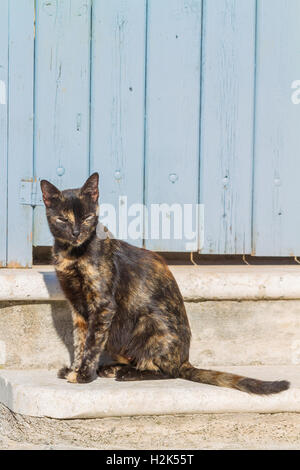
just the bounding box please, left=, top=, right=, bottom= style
left=41, top=174, right=289, bottom=395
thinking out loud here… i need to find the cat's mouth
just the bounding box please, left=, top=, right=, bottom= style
left=71, top=237, right=84, bottom=246
left=71, top=234, right=90, bottom=247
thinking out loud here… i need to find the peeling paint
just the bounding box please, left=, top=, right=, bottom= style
left=6, top=261, right=31, bottom=269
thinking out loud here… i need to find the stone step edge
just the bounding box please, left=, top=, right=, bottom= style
left=1, top=266, right=300, bottom=301
left=0, top=366, right=299, bottom=419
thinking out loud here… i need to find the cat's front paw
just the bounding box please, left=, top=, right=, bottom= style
left=77, top=368, right=96, bottom=383
left=57, top=366, right=72, bottom=379
left=66, top=368, right=96, bottom=384
left=66, top=370, right=79, bottom=383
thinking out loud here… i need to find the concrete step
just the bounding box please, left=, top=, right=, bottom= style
left=2, top=265, right=300, bottom=301
left=0, top=366, right=298, bottom=420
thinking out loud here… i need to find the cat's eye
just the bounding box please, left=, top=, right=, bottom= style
left=57, top=217, right=68, bottom=224
left=85, top=215, right=94, bottom=221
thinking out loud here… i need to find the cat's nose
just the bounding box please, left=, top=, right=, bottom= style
left=72, top=228, right=80, bottom=237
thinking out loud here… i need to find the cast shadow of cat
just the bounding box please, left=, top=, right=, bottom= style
left=40, top=271, right=74, bottom=366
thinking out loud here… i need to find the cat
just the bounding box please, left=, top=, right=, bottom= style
left=40, top=173, right=289, bottom=394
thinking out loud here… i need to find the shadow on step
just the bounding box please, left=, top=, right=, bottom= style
left=49, top=301, right=74, bottom=366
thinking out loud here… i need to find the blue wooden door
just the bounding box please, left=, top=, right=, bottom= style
left=253, top=0, right=300, bottom=256
left=199, top=0, right=256, bottom=254
left=1, top=0, right=300, bottom=266
left=90, top=0, right=146, bottom=248
left=0, top=0, right=34, bottom=267
left=144, top=0, right=202, bottom=252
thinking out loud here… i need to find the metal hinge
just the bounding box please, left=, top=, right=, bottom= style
left=19, top=177, right=60, bottom=206
left=19, top=178, right=44, bottom=206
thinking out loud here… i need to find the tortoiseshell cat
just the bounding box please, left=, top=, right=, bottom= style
left=41, top=173, right=289, bottom=394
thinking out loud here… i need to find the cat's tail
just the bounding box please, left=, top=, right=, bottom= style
left=179, top=362, right=290, bottom=395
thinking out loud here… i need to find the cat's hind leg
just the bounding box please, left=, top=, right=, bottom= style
left=97, top=364, right=124, bottom=378
left=114, top=313, right=183, bottom=382
left=97, top=353, right=132, bottom=378
left=116, top=365, right=171, bottom=381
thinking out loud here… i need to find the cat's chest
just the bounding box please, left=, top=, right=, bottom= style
left=54, top=254, right=100, bottom=294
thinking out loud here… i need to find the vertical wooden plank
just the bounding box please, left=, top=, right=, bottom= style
left=7, top=0, right=34, bottom=267
left=33, top=0, right=91, bottom=246
left=145, top=0, right=202, bottom=251
left=199, top=0, right=256, bottom=254
left=0, top=0, right=9, bottom=266
left=253, top=0, right=300, bottom=256
left=90, top=0, right=146, bottom=247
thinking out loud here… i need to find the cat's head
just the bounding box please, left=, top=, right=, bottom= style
left=40, top=173, right=99, bottom=247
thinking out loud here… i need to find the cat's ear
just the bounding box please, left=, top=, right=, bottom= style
left=40, top=180, right=61, bottom=208
left=80, top=172, right=99, bottom=203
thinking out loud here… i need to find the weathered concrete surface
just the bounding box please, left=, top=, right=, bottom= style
left=0, top=301, right=73, bottom=369
left=2, top=265, right=300, bottom=301
left=170, top=265, right=300, bottom=301
left=0, top=366, right=297, bottom=419
left=1, top=403, right=300, bottom=449
left=188, top=301, right=300, bottom=366
left=0, top=267, right=61, bottom=301
left=1, top=300, right=300, bottom=369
